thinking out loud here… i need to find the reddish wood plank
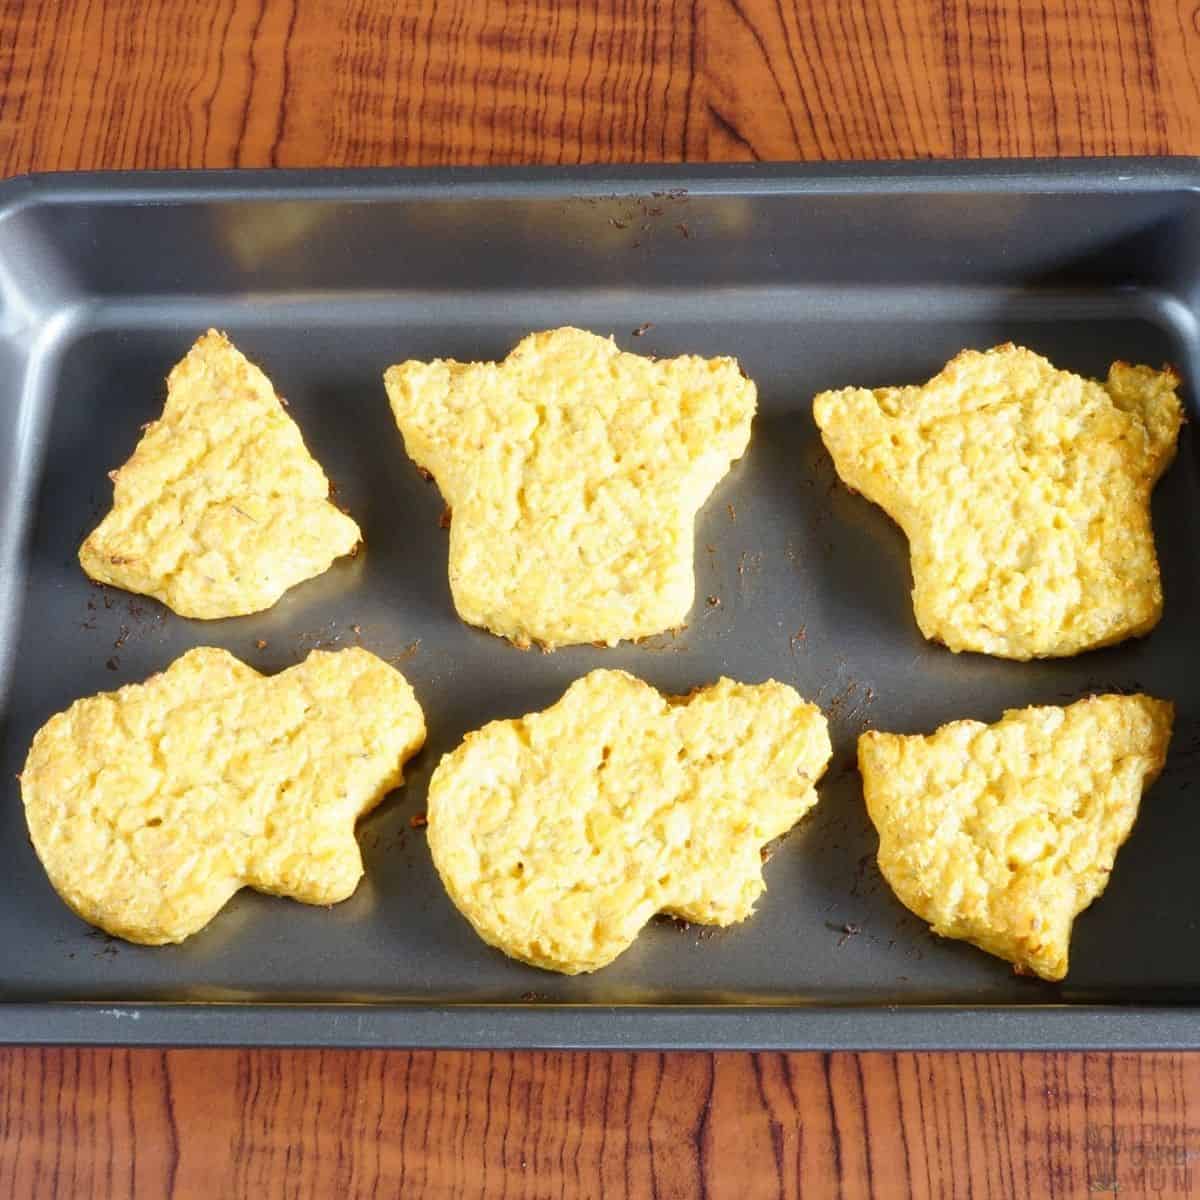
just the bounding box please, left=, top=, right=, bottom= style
left=2, top=0, right=1195, bottom=174
left=3, top=1050, right=1200, bottom=1197
left=704, top=0, right=1199, bottom=159
left=0, top=0, right=703, bottom=171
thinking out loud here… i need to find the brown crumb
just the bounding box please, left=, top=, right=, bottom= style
left=255, top=639, right=268, bottom=650
left=350, top=624, right=361, bottom=636
left=105, top=657, right=119, bottom=671
left=727, top=503, right=736, bottom=522
left=1012, top=962, right=1034, bottom=977
left=438, top=506, right=452, bottom=529
left=677, top=222, right=690, bottom=238
left=609, top=217, right=628, bottom=229
left=409, top=812, right=428, bottom=829
left=826, top=921, right=862, bottom=947
left=850, top=851, right=876, bottom=898
left=706, top=595, right=721, bottom=607
left=656, top=915, right=690, bottom=932
left=520, top=991, right=548, bottom=1002
left=416, top=466, right=433, bottom=482
left=298, top=625, right=342, bottom=651
left=632, top=322, right=655, bottom=337
left=393, top=639, right=421, bottom=662
left=736, top=551, right=762, bottom=579
left=113, top=625, right=129, bottom=650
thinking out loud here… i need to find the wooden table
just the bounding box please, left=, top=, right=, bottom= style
left=1, top=1, right=1198, bottom=1195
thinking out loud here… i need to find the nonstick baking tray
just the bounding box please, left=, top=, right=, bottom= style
left=1, top=161, right=1198, bottom=1049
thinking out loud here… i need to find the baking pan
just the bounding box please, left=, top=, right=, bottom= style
left=1, top=161, right=1198, bottom=1049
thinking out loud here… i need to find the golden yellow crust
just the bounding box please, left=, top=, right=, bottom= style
left=384, top=328, right=756, bottom=649
left=80, top=331, right=362, bottom=619
left=427, top=669, right=831, bottom=974
left=21, top=647, right=426, bottom=945
left=813, top=346, right=1182, bottom=659
left=859, top=694, right=1173, bottom=980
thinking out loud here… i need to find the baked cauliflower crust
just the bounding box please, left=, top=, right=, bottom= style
left=427, top=669, right=831, bottom=974
left=859, top=694, right=1173, bottom=980
left=80, top=330, right=362, bottom=619
left=813, top=346, right=1182, bottom=659
left=21, top=647, right=426, bottom=945
left=384, top=328, right=756, bottom=649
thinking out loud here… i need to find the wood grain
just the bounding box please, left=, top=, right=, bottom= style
left=1, top=0, right=1197, bottom=174
left=706, top=0, right=1199, bottom=159
left=0, top=1049, right=1196, bottom=1198
left=1, top=0, right=1199, bottom=1196
left=1, top=1049, right=1198, bottom=1198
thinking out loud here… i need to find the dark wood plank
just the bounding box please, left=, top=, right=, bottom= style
left=1, top=1, right=1198, bottom=1196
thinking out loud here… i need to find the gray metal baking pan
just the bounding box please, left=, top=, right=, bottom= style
left=1, top=161, right=1198, bottom=1049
